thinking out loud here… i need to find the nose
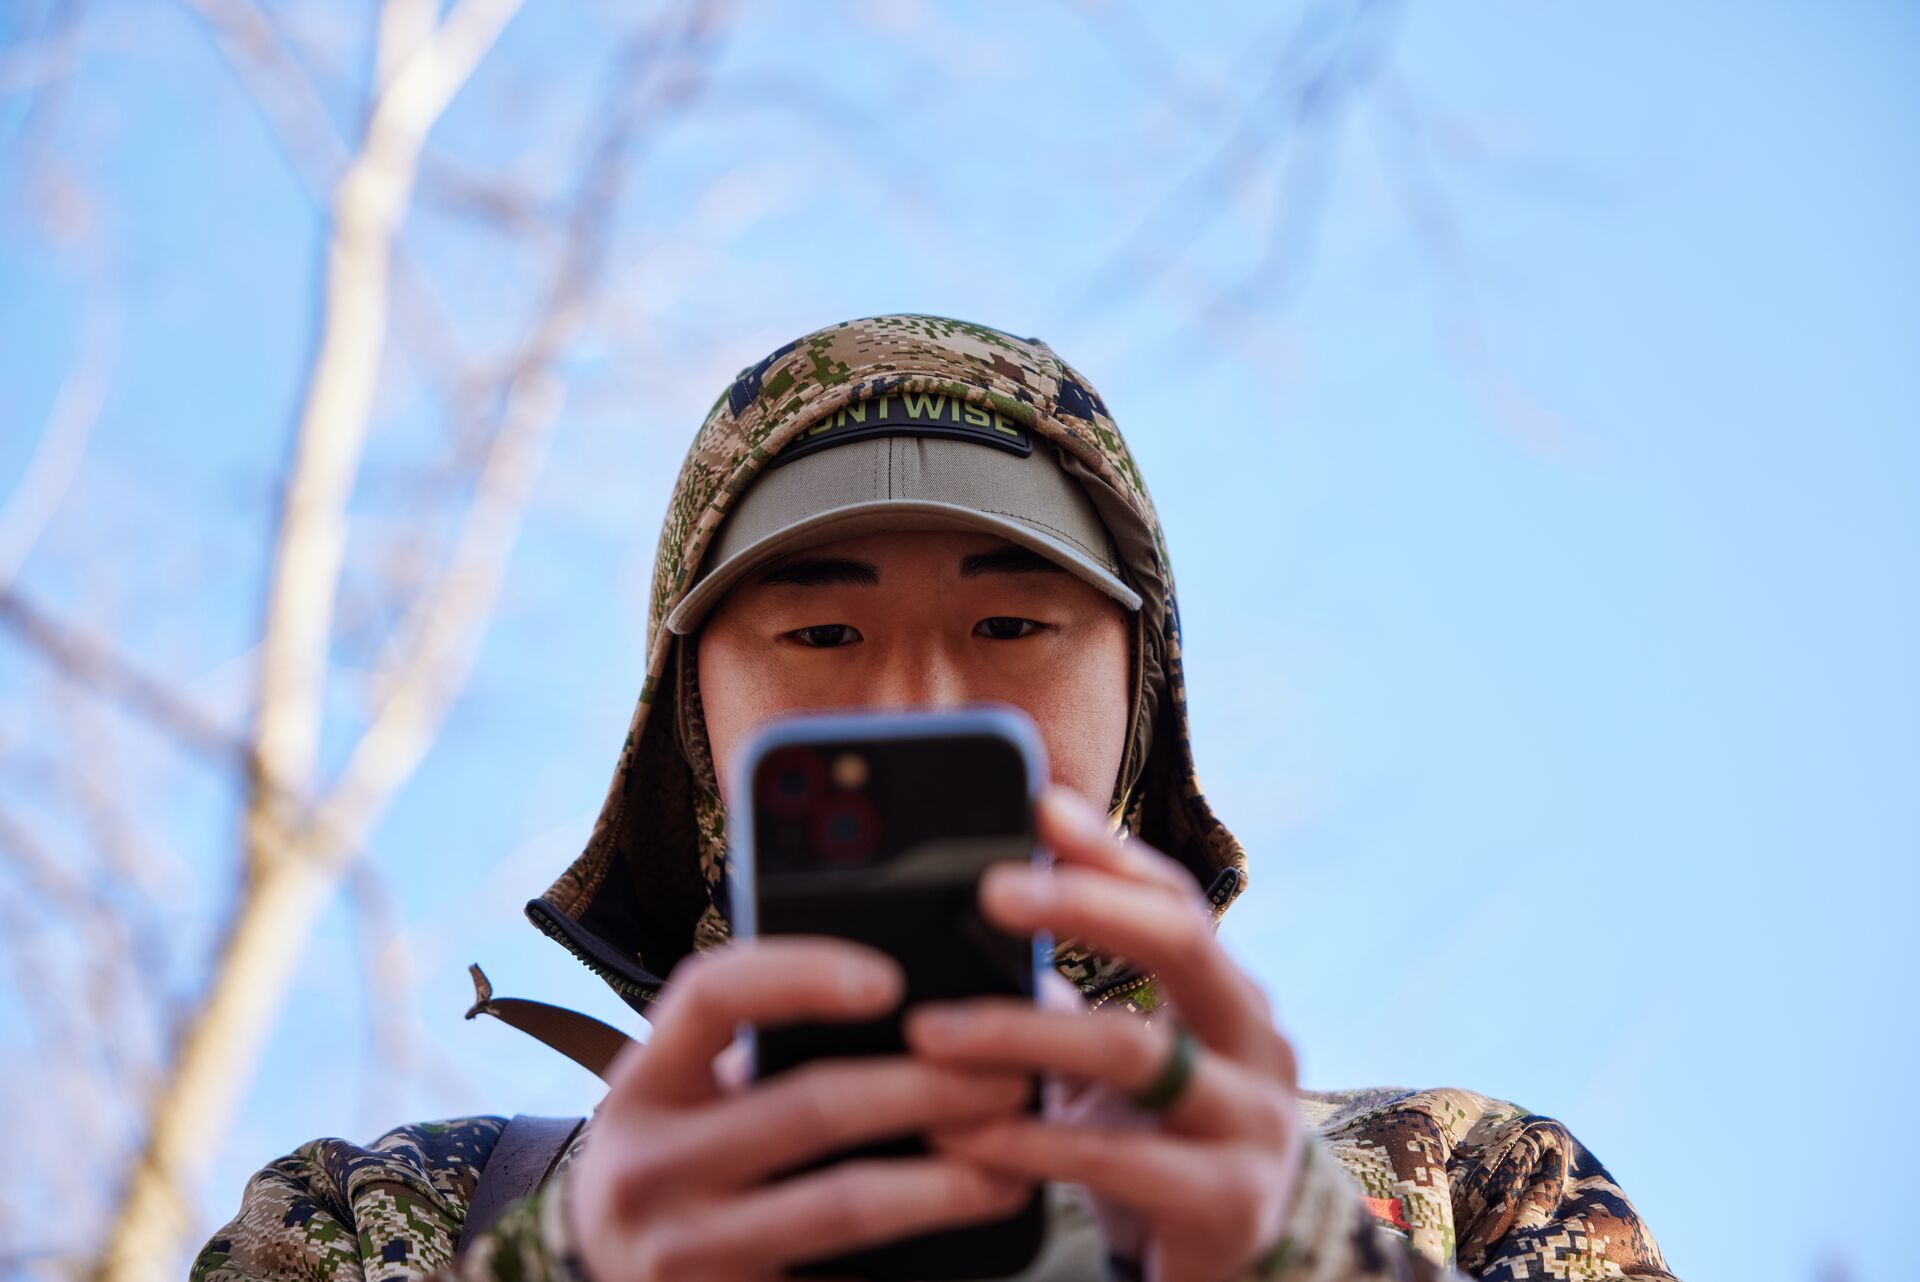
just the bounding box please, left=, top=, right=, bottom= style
left=865, top=637, right=970, bottom=709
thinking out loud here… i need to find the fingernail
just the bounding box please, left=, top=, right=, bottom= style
left=909, top=1006, right=969, bottom=1042
left=842, top=961, right=898, bottom=1003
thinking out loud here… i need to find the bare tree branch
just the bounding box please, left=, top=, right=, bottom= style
left=1170, top=0, right=1402, bottom=375
left=86, top=1, right=751, bottom=1272
left=175, top=0, right=522, bottom=413
left=1371, top=74, right=1578, bottom=451
left=47, top=667, right=187, bottom=1034
left=1056, top=0, right=1239, bottom=132
left=245, top=0, right=528, bottom=836
left=1058, top=0, right=1400, bottom=369
left=343, top=857, right=416, bottom=1129
left=0, top=293, right=117, bottom=591
left=325, top=0, right=735, bottom=865
left=0, top=0, right=86, bottom=151
left=0, top=589, right=248, bottom=772
left=174, top=0, right=352, bottom=204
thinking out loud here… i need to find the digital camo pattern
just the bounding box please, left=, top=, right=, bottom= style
left=192, top=1117, right=504, bottom=1280
left=193, top=1089, right=1674, bottom=1280
left=1295, top=1089, right=1673, bottom=1282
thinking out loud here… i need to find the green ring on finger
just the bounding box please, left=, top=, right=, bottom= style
left=1131, top=1026, right=1198, bottom=1112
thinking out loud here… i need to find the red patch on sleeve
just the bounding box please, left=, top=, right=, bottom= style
left=1362, top=1196, right=1412, bottom=1232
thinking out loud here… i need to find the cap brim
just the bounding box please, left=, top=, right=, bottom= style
left=663, top=499, right=1143, bottom=635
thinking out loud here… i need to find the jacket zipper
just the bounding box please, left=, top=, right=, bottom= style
left=1076, top=869, right=1242, bottom=1016
left=526, top=904, right=662, bottom=1005
left=1087, top=972, right=1155, bottom=1013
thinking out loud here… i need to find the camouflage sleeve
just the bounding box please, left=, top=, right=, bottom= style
left=1450, top=1113, right=1675, bottom=1281
left=191, top=1117, right=510, bottom=1281
left=1241, top=1136, right=1461, bottom=1282
left=1248, top=1092, right=1678, bottom=1282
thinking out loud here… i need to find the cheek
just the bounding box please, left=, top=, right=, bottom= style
left=694, top=628, right=788, bottom=801
left=1013, top=615, right=1132, bottom=805
left=698, top=621, right=902, bottom=798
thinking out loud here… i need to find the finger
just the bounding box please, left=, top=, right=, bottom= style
left=1037, top=791, right=1288, bottom=1071
left=934, top=1121, right=1254, bottom=1234
left=646, top=1159, right=1035, bottom=1276
left=675, top=1059, right=1034, bottom=1189
left=979, top=863, right=1259, bottom=1058
left=906, top=1000, right=1287, bottom=1143
left=617, top=939, right=902, bottom=1105
left=1039, top=791, right=1285, bottom=1018
left=1037, top=787, right=1202, bottom=905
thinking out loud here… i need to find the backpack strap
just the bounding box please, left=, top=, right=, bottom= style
left=465, top=963, right=637, bottom=1083
left=456, top=1113, right=587, bottom=1257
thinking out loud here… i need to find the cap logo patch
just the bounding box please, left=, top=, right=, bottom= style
left=769, top=393, right=1033, bottom=468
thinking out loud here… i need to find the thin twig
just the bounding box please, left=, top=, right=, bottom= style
left=0, top=590, right=247, bottom=772
left=173, top=0, right=352, bottom=203
left=1371, top=73, right=1576, bottom=451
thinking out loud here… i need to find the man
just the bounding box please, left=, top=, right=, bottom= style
left=195, top=315, right=1675, bottom=1281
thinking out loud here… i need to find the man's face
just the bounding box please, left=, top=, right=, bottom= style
left=698, top=529, right=1132, bottom=805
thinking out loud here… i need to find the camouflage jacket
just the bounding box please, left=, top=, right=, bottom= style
left=194, top=1086, right=1672, bottom=1281
left=196, top=317, right=1675, bottom=1281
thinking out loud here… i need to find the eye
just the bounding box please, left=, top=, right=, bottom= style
left=787, top=624, right=863, bottom=648
left=973, top=616, right=1044, bottom=641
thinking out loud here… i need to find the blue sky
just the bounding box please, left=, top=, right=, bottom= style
left=2, top=2, right=1915, bottom=1278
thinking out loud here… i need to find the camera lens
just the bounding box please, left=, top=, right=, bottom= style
left=810, top=791, right=882, bottom=865
left=758, top=747, right=826, bottom=818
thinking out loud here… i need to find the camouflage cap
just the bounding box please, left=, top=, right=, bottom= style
left=528, top=314, right=1248, bottom=1012
left=661, top=418, right=1144, bottom=635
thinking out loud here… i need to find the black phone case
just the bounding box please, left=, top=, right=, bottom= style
left=731, top=708, right=1050, bottom=1281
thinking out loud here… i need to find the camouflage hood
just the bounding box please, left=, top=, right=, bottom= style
left=528, top=315, right=1248, bottom=1015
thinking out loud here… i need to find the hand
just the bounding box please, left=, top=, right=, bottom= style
left=568, top=938, right=1037, bottom=1282
left=905, top=787, right=1304, bottom=1282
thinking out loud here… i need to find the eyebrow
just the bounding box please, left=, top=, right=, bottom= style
left=959, top=545, right=1069, bottom=578
left=755, top=557, right=880, bottom=588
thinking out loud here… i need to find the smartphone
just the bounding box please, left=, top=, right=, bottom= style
left=728, top=705, right=1050, bottom=1281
